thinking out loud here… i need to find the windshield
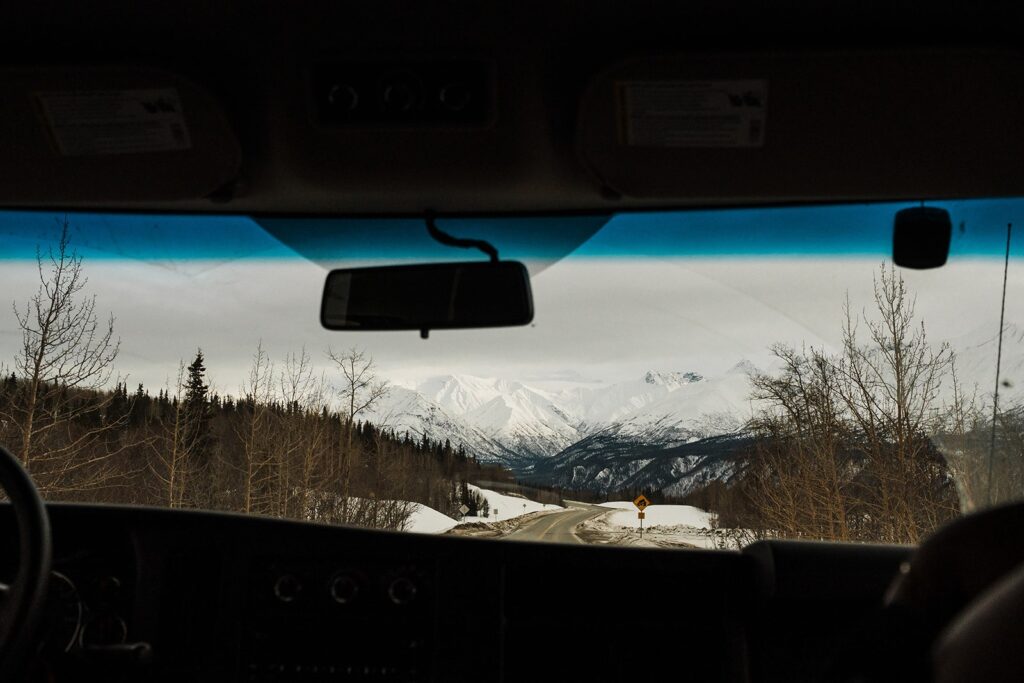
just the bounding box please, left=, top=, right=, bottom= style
left=2, top=201, right=1022, bottom=548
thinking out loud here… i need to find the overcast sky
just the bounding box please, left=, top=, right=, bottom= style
left=1, top=253, right=1020, bottom=398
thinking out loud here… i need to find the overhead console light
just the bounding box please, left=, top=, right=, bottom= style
left=892, top=206, right=952, bottom=269
left=312, top=60, right=493, bottom=126
left=0, top=67, right=241, bottom=204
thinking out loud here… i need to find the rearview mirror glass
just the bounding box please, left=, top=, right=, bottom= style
left=321, top=261, right=534, bottom=332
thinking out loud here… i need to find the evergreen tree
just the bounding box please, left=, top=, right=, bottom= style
left=185, top=349, right=209, bottom=408
left=107, top=381, right=129, bottom=427
left=129, top=383, right=149, bottom=427
left=183, top=349, right=213, bottom=459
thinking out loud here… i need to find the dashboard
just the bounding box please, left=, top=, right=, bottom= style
left=1, top=504, right=910, bottom=682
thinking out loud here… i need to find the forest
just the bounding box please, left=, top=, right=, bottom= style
left=0, top=219, right=516, bottom=531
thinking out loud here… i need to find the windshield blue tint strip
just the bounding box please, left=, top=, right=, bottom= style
left=254, top=215, right=612, bottom=262
left=0, top=211, right=292, bottom=260
left=573, top=199, right=1024, bottom=259
left=1, top=200, right=1022, bottom=261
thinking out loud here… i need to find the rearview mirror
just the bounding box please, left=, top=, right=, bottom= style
left=321, top=261, right=534, bottom=335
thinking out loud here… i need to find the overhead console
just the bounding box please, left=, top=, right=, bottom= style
left=5, top=48, right=1024, bottom=212
left=576, top=49, right=1024, bottom=202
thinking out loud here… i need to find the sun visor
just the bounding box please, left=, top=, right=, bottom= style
left=0, top=67, right=241, bottom=203
left=576, top=50, right=1024, bottom=202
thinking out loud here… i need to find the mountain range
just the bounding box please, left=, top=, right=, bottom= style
left=367, top=363, right=755, bottom=480
left=366, top=321, right=1024, bottom=497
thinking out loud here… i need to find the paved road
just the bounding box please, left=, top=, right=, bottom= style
left=506, top=501, right=607, bottom=544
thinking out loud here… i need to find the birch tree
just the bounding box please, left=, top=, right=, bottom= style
left=327, top=347, right=389, bottom=522
left=3, top=217, right=125, bottom=494
left=743, top=264, right=961, bottom=543
left=235, top=342, right=276, bottom=515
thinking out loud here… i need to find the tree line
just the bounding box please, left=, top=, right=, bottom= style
left=0, top=218, right=514, bottom=531
left=692, top=264, right=1024, bottom=546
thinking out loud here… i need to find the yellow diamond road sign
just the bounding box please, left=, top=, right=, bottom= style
left=633, top=494, right=650, bottom=511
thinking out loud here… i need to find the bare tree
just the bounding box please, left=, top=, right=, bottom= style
left=835, top=265, right=959, bottom=542
left=327, top=346, right=389, bottom=521
left=989, top=407, right=1024, bottom=503
left=930, top=360, right=988, bottom=512
left=147, top=362, right=203, bottom=508
left=2, top=217, right=126, bottom=494
left=277, top=348, right=331, bottom=519
left=234, top=342, right=277, bottom=515
left=742, top=264, right=961, bottom=544
left=746, top=344, right=852, bottom=541
left=348, top=426, right=415, bottom=531
left=328, top=347, right=390, bottom=444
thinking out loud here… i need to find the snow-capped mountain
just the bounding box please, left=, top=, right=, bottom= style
left=368, top=364, right=757, bottom=466
left=591, top=362, right=753, bottom=437
left=367, top=385, right=518, bottom=464
left=417, top=374, right=521, bottom=414
left=427, top=375, right=584, bottom=456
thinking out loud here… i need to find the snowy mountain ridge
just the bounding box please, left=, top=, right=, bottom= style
left=368, top=364, right=755, bottom=466
left=368, top=322, right=1024, bottom=495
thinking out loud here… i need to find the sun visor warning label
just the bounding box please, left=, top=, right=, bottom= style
left=35, top=89, right=192, bottom=156
left=619, top=80, right=767, bottom=148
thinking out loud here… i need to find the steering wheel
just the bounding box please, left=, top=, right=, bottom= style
left=0, top=444, right=52, bottom=681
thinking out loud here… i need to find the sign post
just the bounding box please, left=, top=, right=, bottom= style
left=459, top=503, right=470, bottom=521
left=633, top=494, right=650, bottom=539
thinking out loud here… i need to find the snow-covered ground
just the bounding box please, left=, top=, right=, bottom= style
left=404, top=484, right=563, bottom=534
left=461, top=484, right=563, bottom=523
left=405, top=504, right=459, bottom=534
left=579, top=502, right=744, bottom=550
left=597, top=502, right=714, bottom=528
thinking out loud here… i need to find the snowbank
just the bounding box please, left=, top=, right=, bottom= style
left=405, top=504, right=459, bottom=534
left=598, top=503, right=714, bottom=529
left=597, top=501, right=636, bottom=510
left=402, top=486, right=562, bottom=534
left=580, top=503, right=752, bottom=550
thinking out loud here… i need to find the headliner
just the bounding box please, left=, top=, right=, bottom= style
left=3, top=1, right=1024, bottom=215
